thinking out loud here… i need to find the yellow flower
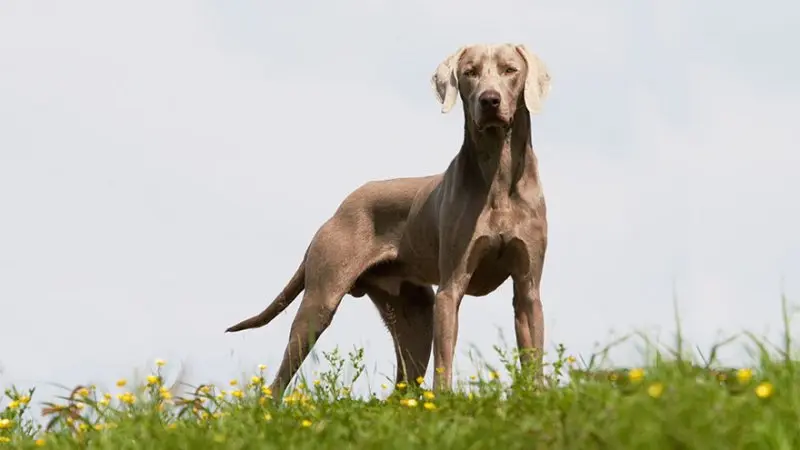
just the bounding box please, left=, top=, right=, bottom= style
left=229, top=379, right=238, bottom=386
left=469, top=375, right=477, bottom=381
left=416, top=376, right=425, bottom=385
left=301, top=419, right=313, bottom=428
left=423, top=401, right=437, bottom=410
left=118, top=392, right=136, bottom=404
left=313, top=379, right=321, bottom=386
left=0, top=437, right=10, bottom=444
left=380, top=383, right=388, bottom=390
left=261, top=386, right=272, bottom=397
left=258, top=364, right=266, bottom=372
left=628, top=368, right=645, bottom=383
left=147, top=375, right=160, bottom=385
left=19, top=395, right=30, bottom=405
left=435, top=367, right=445, bottom=374
left=160, top=389, right=173, bottom=401
left=94, top=424, right=105, bottom=431
left=755, top=382, right=774, bottom=399
left=231, top=390, right=243, bottom=399
left=35, top=438, right=46, bottom=446
left=396, top=382, right=407, bottom=389
left=199, top=386, right=211, bottom=395
left=251, top=376, right=263, bottom=385
left=167, top=423, right=177, bottom=430
left=647, top=382, right=664, bottom=399
left=0, top=418, right=13, bottom=429
left=467, top=392, right=474, bottom=400
left=78, top=423, right=89, bottom=432
left=116, top=379, right=127, bottom=388
left=404, top=398, right=418, bottom=407
left=103, top=393, right=112, bottom=401
left=263, top=413, right=272, bottom=422
left=736, top=368, right=753, bottom=384
left=567, top=356, right=577, bottom=364
left=77, top=388, right=90, bottom=398
left=7, top=400, right=19, bottom=410
left=155, top=359, right=166, bottom=367
left=98, top=398, right=109, bottom=407
left=422, top=391, right=435, bottom=400
left=75, top=402, right=85, bottom=410
left=488, top=371, right=500, bottom=380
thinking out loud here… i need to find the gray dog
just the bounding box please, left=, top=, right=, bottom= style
left=226, top=43, right=552, bottom=397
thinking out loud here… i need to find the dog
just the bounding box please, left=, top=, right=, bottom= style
left=226, top=43, right=552, bottom=397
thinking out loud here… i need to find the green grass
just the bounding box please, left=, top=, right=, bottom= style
left=4, top=300, right=800, bottom=449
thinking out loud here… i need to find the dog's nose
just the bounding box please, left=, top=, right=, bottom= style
left=479, top=90, right=501, bottom=110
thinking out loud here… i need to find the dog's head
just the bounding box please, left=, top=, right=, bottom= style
left=431, top=43, right=551, bottom=132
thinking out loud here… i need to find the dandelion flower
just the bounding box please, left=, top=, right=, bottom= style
left=755, top=382, right=774, bottom=399
left=405, top=398, right=418, bottom=407
left=19, top=395, right=30, bottom=405
left=263, top=413, right=272, bottom=422
left=736, top=368, right=753, bottom=384
left=229, top=379, right=238, bottom=386
left=396, top=382, right=407, bottom=389
left=628, top=368, right=645, bottom=383
left=301, top=419, right=313, bottom=428
left=0, top=418, right=12, bottom=429
left=423, top=391, right=435, bottom=400
left=416, top=376, right=425, bottom=385
left=116, top=379, right=127, bottom=388
left=423, top=402, right=437, bottom=410
left=231, top=390, right=244, bottom=399
left=251, top=376, right=263, bottom=385
left=77, top=388, right=90, bottom=398
left=7, top=400, right=19, bottom=410
left=647, top=382, right=664, bottom=399
left=261, top=386, right=272, bottom=397
left=147, top=375, right=160, bottom=385
left=258, top=364, right=266, bottom=372
left=35, top=438, right=46, bottom=446
left=567, top=356, right=577, bottom=364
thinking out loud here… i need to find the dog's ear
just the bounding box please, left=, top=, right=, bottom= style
left=430, top=47, right=466, bottom=114
left=515, top=45, right=552, bottom=115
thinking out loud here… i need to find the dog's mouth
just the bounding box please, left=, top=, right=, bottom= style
left=475, top=116, right=511, bottom=133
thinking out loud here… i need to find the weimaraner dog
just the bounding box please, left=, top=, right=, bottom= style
left=226, top=43, right=552, bottom=397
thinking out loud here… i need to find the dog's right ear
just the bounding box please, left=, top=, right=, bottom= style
left=430, top=47, right=466, bottom=114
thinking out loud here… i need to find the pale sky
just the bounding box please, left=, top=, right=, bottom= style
left=1, top=0, right=798, bottom=407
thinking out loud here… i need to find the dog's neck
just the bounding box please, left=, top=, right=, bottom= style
left=460, top=107, right=540, bottom=209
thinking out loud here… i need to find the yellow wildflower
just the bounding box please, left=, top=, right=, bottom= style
left=103, top=393, right=112, bottom=401
left=118, top=392, right=136, bottom=404
left=469, top=375, right=477, bottom=381
left=301, top=419, right=313, bottom=428
left=423, top=401, right=437, bottom=410
left=628, top=368, right=645, bottom=383
left=231, top=390, right=243, bottom=399
left=567, top=356, right=577, bottom=364
left=0, top=437, right=10, bottom=444
left=380, top=383, right=388, bottom=389
left=147, top=375, right=160, bottom=385
left=423, top=391, right=435, bottom=400
left=258, top=364, right=266, bottom=372
left=263, top=413, right=272, bottom=422
left=229, top=379, right=238, bottom=386
left=77, top=388, right=90, bottom=398
left=116, top=379, right=127, bottom=388
left=155, top=359, right=166, bottom=367
left=261, top=386, right=272, bottom=397
left=396, top=382, right=407, bottom=389
left=736, top=368, right=753, bottom=384
left=19, top=396, right=30, bottom=405
left=7, top=400, right=19, bottom=410
left=405, top=398, right=418, bottom=407
left=75, top=402, right=85, bottom=410
left=251, top=376, right=263, bottom=385
left=416, top=376, right=425, bottom=385
left=98, top=398, right=109, bottom=407
left=489, top=371, right=500, bottom=380
left=35, top=438, right=46, bottom=446
left=167, top=423, right=177, bottom=430
left=755, top=382, right=774, bottom=399
left=647, top=382, right=664, bottom=399
left=78, top=423, right=89, bottom=432
left=313, top=379, right=321, bottom=386
left=0, top=418, right=13, bottom=429
left=94, top=424, right=105, bottom=431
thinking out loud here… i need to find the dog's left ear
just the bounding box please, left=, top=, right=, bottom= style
left=431, top=47, right=466, bottom=114
left=515, top=45, right=552, bottom=115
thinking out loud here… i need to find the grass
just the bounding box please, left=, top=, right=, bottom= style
left=3, top=300, right=800, bottom=449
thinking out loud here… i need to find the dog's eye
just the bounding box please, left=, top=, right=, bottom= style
left=503, top=67, right=519, bottom=75
left=463, top=68, right=477, bottom=77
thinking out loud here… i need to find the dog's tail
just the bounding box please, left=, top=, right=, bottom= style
left=224, top=255, right=306, bottom=333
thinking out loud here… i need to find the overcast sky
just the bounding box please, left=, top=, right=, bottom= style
left=1, top=0, right=798, bottom=406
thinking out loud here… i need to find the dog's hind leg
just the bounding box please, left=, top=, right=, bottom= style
left=266, top=221, right=394, bottom=400
left=368, top=282, right=434, bottom=387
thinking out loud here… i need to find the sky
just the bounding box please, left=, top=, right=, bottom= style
left=1, top=0, right=798, bottom=407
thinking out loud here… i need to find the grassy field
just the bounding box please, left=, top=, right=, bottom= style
left=3, top=318, right=800, bottom=449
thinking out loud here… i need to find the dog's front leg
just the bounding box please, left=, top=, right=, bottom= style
left=512, top=275, right=544, bottom=376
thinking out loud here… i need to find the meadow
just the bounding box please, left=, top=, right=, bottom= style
left=3, top=302, right=800, bottom=449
